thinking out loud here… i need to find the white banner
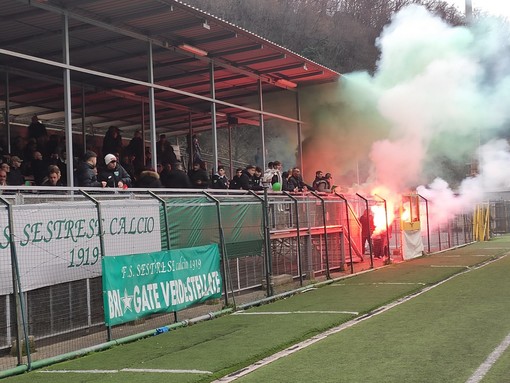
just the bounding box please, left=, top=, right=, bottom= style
left=402, top=230, right=424, bottom=260
left=0, top=200, right=162, bottom=294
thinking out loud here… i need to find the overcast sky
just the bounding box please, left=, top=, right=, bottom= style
left=445, top=0, right=510, bottom=18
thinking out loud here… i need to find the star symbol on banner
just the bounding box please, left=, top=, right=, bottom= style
left=121, top=288, right=133, bottom=313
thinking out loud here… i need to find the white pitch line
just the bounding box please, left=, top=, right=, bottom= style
left=122, top=368, right=212, bottom=374
left=39, top=370, right=119, bottom=374
left=234, top=310, right=358, bottom=315
left=334, top=282, right=426, bottom=286
left=465, top=332, right=510, bottom=383
left=430, top=265, right=470, bottom=268
left=213, top=255, right=506, bottom=383
left=39, top=368, right=212, bottom=375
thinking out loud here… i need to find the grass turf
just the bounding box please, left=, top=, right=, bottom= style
left=237, top=253, right=510, bottom=382
left=5, top=236, right=510, bottom=383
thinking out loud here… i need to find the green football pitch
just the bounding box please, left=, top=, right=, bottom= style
left=6, top=236, right=510, bottom=383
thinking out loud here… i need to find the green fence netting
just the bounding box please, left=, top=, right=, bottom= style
left=161, top=197, right=263, bottom=258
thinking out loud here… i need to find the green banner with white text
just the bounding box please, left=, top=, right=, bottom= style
left=102, top=244, right=222, bottom=326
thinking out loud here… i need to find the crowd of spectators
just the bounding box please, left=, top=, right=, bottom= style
left=0, top=117, right=337, bottom=194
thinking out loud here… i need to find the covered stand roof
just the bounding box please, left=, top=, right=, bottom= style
left=0, top=0, right=340, bottom=137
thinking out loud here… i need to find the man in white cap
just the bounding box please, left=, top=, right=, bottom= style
left=98, top=153, right=132, bottom=188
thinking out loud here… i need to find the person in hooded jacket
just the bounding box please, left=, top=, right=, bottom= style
left=136, top=170, right=162, bottom=188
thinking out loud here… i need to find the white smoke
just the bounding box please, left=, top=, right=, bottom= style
left=361, top=5, right=510, bottom=223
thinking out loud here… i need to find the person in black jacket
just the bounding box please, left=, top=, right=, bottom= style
left=30, top=151, right=49, bottom=186
left=161, top=161, right=192, bottom=188
left=7, top=156, right=25, bottom=186
left=239, top=165, right=263, bottom=191
left=41, top=165, right=64, bottom=187
left=156, top=134, right=177, bottom=167
left=287, top=167, right=313, bottom=192
left=126, top=130, right=144, bottom=173
left=188, top=161, right=209, bottom=189
left=98, top=154, right=132, bottom=188
left=211, top=165, right=229, bottom=189
left=102, top=126, right=123, bottom=159
left=229, top=168, right=243, bottom=190
left=75, top=151, right=102, bottom=187
left=136, top=170, right=162, bottom=188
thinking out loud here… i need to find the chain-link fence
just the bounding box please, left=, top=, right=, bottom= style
left=0, top=187, right=483, bottom=374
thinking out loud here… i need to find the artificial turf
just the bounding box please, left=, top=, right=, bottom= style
left=5, top=236, right=510, bottom=383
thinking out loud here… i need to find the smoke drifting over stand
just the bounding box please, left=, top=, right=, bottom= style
left=302, top=5, right=510, bottom=222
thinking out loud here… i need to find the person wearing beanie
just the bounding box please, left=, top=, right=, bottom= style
left=98, top=153, right=132, bottom=188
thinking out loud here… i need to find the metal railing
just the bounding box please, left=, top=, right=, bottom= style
left=0, top=186, right=480, bottom=373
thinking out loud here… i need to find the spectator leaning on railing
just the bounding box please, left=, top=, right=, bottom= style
left=75, top=151, right=102, bottom=187
left=98, top=154, right=132, bottom=189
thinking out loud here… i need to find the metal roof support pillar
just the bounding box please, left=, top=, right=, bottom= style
left=141, top=97, right=146, bottom=167
left=258, top=79, right=266, bottom=169
left=228, top=123, right=233, bottom=178
left=81, top=85, right=86, bottom=152
left=188, top=113, right=193, bottom=171
left=148, top=41, right=158, bottom=170
left=210, top=62, right=219, bottom=173
left=2, top=77, right=10, bottom=153
left=4, top=73, right=11, bottom=153
left=466, top=0, right=473, bottom=22
left=62, top=13, right=75, bottom=188
left=296, top=92, right=304, bottom=176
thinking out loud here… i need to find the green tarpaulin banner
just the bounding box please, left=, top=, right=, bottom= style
left=102, top=244, right=222, bottom=326
left=161, top=197, right=264, bottom=258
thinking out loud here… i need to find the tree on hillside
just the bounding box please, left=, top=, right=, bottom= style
left=184, top=0, right=464, bottom=73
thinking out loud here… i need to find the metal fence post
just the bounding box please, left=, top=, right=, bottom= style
left=283, top=192, right=303, bottom=286
left=79, top=190, right=111, bottom=341
left=374, top=194, right=391, bottom=264
left=0, top=197, right=31, bottom=368
left=438, top=224, right=442, bottom=251
left=148, top=191, right=171, bottom=251
left=148, top=191, right=178, bottom=322
left=418, top=194, right=431, bottom=253
left=356, top=193, right=373, bottom=269
left=249, top=189, right=273, bottom=297
left=310, top=192, right=330, bottom=279
left=203, top=192, right=230, bottom=307
left=335, top=193, right=354, bottom=274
